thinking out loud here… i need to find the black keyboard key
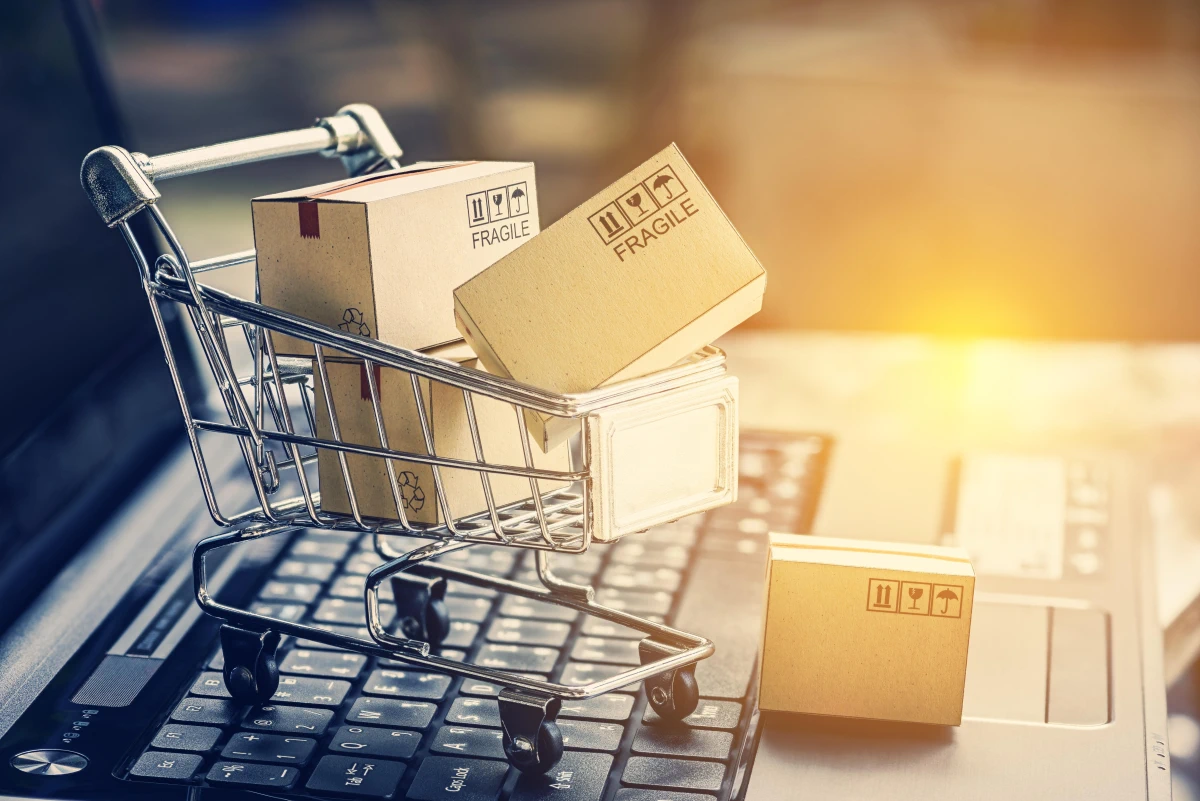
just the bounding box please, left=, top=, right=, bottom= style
left=457, top=676, right=548, bottom=697
left=558, top=693, right=635, bottom=721
left=601, top=565, right=682, bottom=593
left=306, top=755, right=406, bottom=798
left=206, top=761, right=299, bottom=789
left=190, top=671, right=231, bottom=698
left=486, top=618, right=571, bottom=648
left=329, top=725, right=422, bottom=759
left=250, top=601, right=308, bottom=622
left=439, top=546, right=518, bottom=574
left=614, top=790, right=717, bottom=801
left=672, top=557, right=764, bottom=699
left=444, top=697, right=500, bottom=727
left=498, top=596, right=578, bottom=623
left=557, top=720, right=624, bottom=752
left=280, top=648, right=367, bottom=679
left=297, top=623, right=373, bottom=649
left=291, top=538, right=351, bottom=561
left=510, top=751, right=613, bottom=801
left=151, top=723, right=221, bottom=752
left=611, top=543, right=690, bottom=570
left=171, top=696, right=239, bottom=726
left=595, top=589, right=673, bottom=617
left=643, top=699, right=742, bottom=730
left=276, top=559, right=336, bottom=582
left=130, top=751, right=203, bottom=781
left=631, top=728, right=734, bottom=760
left=622, top=757, right=725, bottom=792
left=314, top=598, right=395, bottom=628
left=476, top=644, right=559, bottom=673
left=242, top=704, right=334, bottom=735
left=444, top=620, right=480, bottom=649
left=260, top=580, right=322, bottom=603
left=346, top=697, right=437, bottom=729
left=447, top=580, right=499, bottom=599
left=329, top=574, right=394, bottom=601
left=406, top=756, right=509, bottom=801
left=430, top=725, right=506, bottom=760
left=580, top=618, right=646, bottom=640
left=345, top=551, right=385, bottom=575
left=446, top=596, right=494, bottom=623
left=272, top=675, right=351, bottom=706
left=221, top=732, right=317, bottom=764
left=363, top=668, right=452, bottom=701
left=559, top=663, right=640, bottom=693
left=570, top=637, right=640, bottom=666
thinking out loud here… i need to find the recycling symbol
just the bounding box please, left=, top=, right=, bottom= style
left=398, top=471, right=425, bottom=512
left=338, top=307, right=371, bottom=337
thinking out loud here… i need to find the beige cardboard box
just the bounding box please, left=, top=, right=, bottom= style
left=453, top=143, right=766, bottom=451
left=313, top=344, right=570, bottom=525
left=760, top=533, right=975, bottom=726
left=255, top=161, right=539, bottom=357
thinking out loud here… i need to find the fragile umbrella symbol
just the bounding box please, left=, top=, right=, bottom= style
left=652, top=174, right=674, bottom=198
left=511, top=186, right=525, bottom=211
left=936, top=588, right=958, bottom=613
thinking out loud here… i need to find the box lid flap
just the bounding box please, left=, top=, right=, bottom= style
left=253, top=160, right=532, bottom=204
left=768, top=533, right=974, bottom=577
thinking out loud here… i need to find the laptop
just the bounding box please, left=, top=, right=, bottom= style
left=0, top=2, right=1171, bottom=799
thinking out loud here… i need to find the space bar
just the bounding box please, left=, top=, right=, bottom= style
left=673, top=556, right=766, bottom=700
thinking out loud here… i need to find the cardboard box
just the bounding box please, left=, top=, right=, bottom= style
left=313, top=343, right=570, bottom=525
left=255, top=161, right=539, bottom=357
left=453, top=143, right=766, bottom=451
left=759, top=533, right=975, bottom=726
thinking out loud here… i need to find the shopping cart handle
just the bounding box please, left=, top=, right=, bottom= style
left=80, top=145, right=160, bottom=227
left=81, top=104, right=403, bottom=225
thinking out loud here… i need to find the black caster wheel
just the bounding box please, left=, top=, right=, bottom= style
left=220, top=625, right=281, bottom=704
left=647, top=668, right=700, bottom=721
left=504, top=720, right=564, bottom=775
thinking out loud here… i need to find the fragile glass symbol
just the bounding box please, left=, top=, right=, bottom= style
left=493, top=193, right=505, bottom=215
left=907, top=586, right=924, bottom=610
left=626, top=192, right=647, bottom=216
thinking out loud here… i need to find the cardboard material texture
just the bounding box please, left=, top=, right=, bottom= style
left=760, top=533, right=975, bottom=726
left=453, top=143, right=766, bottom=452
left=313, top=343, right=570, bottom=525
left=255, top=161, right=539, bottom=357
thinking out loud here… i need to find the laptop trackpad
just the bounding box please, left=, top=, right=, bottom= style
left=745, top=601, right=1110, bottom=799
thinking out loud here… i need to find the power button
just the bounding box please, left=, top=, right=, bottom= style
left=10, top=750, right=88, bottom=776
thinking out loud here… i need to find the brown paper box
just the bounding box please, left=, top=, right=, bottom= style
left=453, top=143, right=766, bottom=451
left=313, top=344, right=570, bottom=525
left=759, top=533, right=975, bottom=726
left=255, top=161, right=539, bottom=357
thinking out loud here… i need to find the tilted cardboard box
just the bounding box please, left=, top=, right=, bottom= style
left=760, top=533, right=975, bottom=726
left=313, top=344, right=570, bottom=526
left=255, top=161, right=538, bottom=357
left=453, top=144, right=766, bottom=452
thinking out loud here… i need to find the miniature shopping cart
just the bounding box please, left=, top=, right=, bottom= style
left=81, top=104, right=738, bottom=774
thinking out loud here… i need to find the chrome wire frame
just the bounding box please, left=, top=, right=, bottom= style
left=86, top=105, right=719, bottom=704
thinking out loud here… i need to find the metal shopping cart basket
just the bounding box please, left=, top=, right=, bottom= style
left=81, top=104, right=738, bottom=774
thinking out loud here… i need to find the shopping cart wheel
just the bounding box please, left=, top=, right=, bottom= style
left=219, top=625, right=281, bottom=703
left=391, top=573, right=450, bottom=647
left=640, top=639, right=701, bottom=720
left=499, top=689, right=564, bottom=774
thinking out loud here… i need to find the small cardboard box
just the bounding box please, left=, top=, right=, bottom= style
left=255, top=161, right=539, bottom=357
left=313, top=344, right=570, bottom=525
left=760, top=533, right=975, bottom=726
left=453, top=143, right=766, bottom=452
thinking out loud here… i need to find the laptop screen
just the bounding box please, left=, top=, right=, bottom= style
left=0, top=1, right=189, bottom=624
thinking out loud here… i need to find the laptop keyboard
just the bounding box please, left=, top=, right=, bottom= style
left=124, top=431, right=831, bottom=800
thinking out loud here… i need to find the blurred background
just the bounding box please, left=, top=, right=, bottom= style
left=93, top=0, right=1200, bottom=339
left=6, top=0, right=1200, bottom=794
